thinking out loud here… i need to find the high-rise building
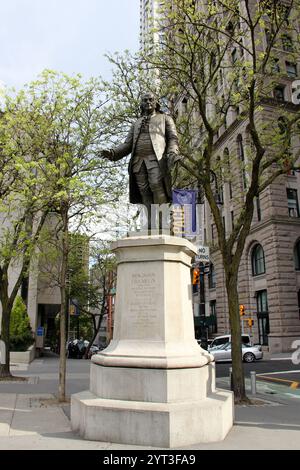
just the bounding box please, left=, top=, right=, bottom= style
left=140, top=0, right=161, bottom=50
left=196, top=2, right=300, bottom=354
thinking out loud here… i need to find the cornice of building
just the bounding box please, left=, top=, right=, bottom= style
left=213, top=117, right=247, bottom=151
left=212, top=99, right=300, bottom=152
left=206, top=215, right=300, bottom=260
left=249, top=215, right=300, bottom=236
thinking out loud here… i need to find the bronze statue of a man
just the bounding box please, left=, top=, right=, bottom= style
left=102, top=93, right=180, bottom=223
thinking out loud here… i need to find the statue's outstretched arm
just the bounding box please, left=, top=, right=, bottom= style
left=101, top=124, right=134, bottom=162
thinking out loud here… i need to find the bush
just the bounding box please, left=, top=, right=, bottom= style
left=10, top=296, right=34, bottom=352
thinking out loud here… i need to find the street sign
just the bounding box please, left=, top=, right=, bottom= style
left=36, top=327, right=44, bottom=336
left=195, top=245, right=210, bottom=263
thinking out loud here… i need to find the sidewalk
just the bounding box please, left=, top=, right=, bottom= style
left=0, top=357, right=300, bottom=450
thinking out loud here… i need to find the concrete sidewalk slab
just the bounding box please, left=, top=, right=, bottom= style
left=0, top=393, right=71, bottom=439
left=0, top=394, right=16, bottom=437
left=0, top=391, right=300, bottom=450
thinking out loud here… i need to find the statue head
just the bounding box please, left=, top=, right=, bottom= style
left=140, top=92, right=161, bottom=115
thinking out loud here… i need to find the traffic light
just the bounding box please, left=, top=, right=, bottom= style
left=192, top=267, right=200, bottom=285
left=239, top=304, right=245, bottom=316
left=247, top=318, right=254, bottom=328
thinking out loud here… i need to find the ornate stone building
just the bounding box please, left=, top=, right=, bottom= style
left=203, top=109, right=300, bottom=353
left=200, top=6, right=300, bottom=353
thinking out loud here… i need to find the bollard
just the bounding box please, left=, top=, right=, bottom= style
left=250, top=371, right=257, bottom=395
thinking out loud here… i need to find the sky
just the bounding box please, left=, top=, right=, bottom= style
left=0, top=0, right=140, bottom=90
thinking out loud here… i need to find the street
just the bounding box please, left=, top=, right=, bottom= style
left=1, top=352, right=299, bottom=398
left=216, top=358, right=300, bottom=377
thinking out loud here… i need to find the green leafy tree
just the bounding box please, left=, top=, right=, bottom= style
left=20, top=70, right=126, bottom=401
left=0, top=93, right=52, bottom=377
left=9, top=296, right=34, bottom=352
left=83, top=243, right=117, bottom=358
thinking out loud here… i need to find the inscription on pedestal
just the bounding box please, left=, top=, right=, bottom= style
left=128, top=272, right=160, bottom=334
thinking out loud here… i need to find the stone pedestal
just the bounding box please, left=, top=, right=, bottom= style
left=71, top=235, right=233, bottom=448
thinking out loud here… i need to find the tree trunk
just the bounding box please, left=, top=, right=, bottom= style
left=58, top=212, right=69, bottom=402
left=225, top=273, right=247, bottom=403
left=58, top=285, right=67, bottom=401
left=0, top=304, right=11, bottom=378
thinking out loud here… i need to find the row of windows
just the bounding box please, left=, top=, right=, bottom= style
left=216, top=126, right=299, bottom=222
left=252, top=241, right=300, bottom=276
left=271, top=59, right=297, bottom=77
left=207, top=241, right=300, bottom=286
left=208, top=290, right=270, bottom=345
left=208, top=187, right=298, bottom=243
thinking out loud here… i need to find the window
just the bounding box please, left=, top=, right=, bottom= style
left=211, top=224, right=215, bottom=241
left=252, top=244, right=266, bottom=276
left=231, top=211, right=234, bottom=230
left=229, top=181, right=233, bottom=199
left=231, top=48, right=238, bottom=64
left=274, top=85, right=285, bottom=101
left=237, top=134, right=244, bottom=158
left=237, top=134, right=247, bottom=189
left=211, top=336, right=229, bottom=347
left=239, top=42, right=244, bottom=57
left=256, top=290, right=270, bottom=346
left=215, top=156, right=223, bottom=205
left=278, top=115, right=288, bottom=135
left=256, top=196, right=261, bottom=222
left=287, top=188, right=300, bottom=217
left=278, top=117, right=293, bottom=174
left=265, top=29, right=272, bottom=46
left=181, top=96, right=188, bottom=111
left=279, top=4, right=291, bottom=25
left=282, top=34, right=293, bottom=52
left=272, top=58, right=280, bottom=73
left=294, top=240, right=300, bottom=270
left=223, top=148, right=232, bottom=198
left=208, top=300, right=218, bottom=334
left=226, top=21, right=234, bottom=35
left=208, top=263, right=216, bottom=289
left=210, top=299, right=216, bottom=317
left=286, top=62, right=297, bottom=78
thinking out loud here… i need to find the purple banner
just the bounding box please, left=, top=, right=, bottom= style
left=172, top=189, right=197, bottom=236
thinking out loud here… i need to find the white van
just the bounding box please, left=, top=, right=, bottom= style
left=208, top=334, right=251, bottom=350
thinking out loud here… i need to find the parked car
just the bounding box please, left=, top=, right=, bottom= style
left=209, top=342, right=263, bottom=363
left=208, top=334, right=252, bottom=349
